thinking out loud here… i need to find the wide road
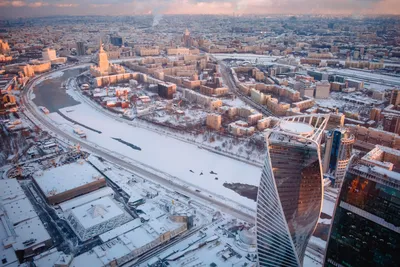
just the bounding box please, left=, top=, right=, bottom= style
left=21, top=67, right=255, bottom=224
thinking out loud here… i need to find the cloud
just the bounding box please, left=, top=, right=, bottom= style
left=54, top=3, right=79, bottom=7
left=28, top=1, right=49, bottom=7
left=0, top=0, right=398, bottom=17
left=11, top=1, right=26, bottom=7
left=0, top=0, right=73, bottom=8
left=90, top=3, right=111, bottom=8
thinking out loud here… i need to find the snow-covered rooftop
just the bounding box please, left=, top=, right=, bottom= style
left=136, top=202, right=165, bottom=219
left=3, top=197, right=37, bottom=226
left=99, top=218, right=142, bottom=242
left=0, top=219, right=18, bottom=267
left=280, top=121, right=314, bottom=136
left=12, top=217, right=51, bottom=251
left=71, top=215, right=186, bottom=267
left=33, top=161, right=104, bottom=197
left=0, top=179, right=24, bottom=202
left=59, top=187, right=114, bottom=212
left=92, top=240, right=131, bottom=265
left=371, top=166, right=400, bottom=182
left=33, top=249, right=72, bottom=267
left=69, top=197, right=125, bottom=229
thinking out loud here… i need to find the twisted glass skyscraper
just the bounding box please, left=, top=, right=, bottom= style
left=256, top=114, right=329, bottom=266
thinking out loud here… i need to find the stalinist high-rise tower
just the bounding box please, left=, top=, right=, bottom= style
left=90, top=38, right=125, bottom=77
left=97, top=39, right=109, bottom=72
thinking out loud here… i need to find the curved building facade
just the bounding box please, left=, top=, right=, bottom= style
left=322, top=128, right=355, bottom=189
left=256, top=114, right=329, bottom=266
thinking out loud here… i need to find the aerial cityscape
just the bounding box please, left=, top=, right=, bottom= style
left=0, top=4, right=399, bottom=267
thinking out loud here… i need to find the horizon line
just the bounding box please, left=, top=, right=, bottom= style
left=2, top=13, right=400, bottom=20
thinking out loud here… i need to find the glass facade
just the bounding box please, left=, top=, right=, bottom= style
left=325, top=171, right=400, bottom=267
left=256, top=134, right=323, bottom=266
left=329, top=130, right=342, bottom=171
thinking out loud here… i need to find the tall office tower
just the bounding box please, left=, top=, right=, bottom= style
left=76, top=41, right=85, bottom=56
left=324, top=145, right=400, bottom=267
left=110, top=36, right=123, bottom=47
left=323, top=128, right=355, bottom=189
left=256, top=114, right=329, bottom=266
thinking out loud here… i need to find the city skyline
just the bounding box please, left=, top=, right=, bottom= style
left=0, top=0, right=400, bottom=18
left=1, top=11, right=400, bottom=267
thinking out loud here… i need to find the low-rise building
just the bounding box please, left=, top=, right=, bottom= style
left=70, top=215, right=188, bottom=267
left=248, top=113, right=263, bottom=126
left=315, top=81, right=330, bottom=99
left=167, top=47, right=190, bottom=55
left=42, top=48, right=57, bottom=61
left=257, top=118, right=271, bottom=130
left=200, top=85, right=228, bottom=96
left=33, top=161, right=106, bottom=205
left=347, top=124, right=400, bottom=150
left=251, top=88, right=268, bottom=105
left=345, top=79, right=364, bottom=90
left=0, top=179, right=52, bottom=262
left=228, top=120, right=255, bottom=136
left=29, top=60, right=51, bottom=73
left=138, top=48, right=160, bottom=56
left=182, top=79, right=201, bottom=89
left=330, top=82, right=345, bottom=92
left=266, top=98, right=290, bottom=116
left=65, top=196, right=132, bottom=241
left=292, top=98, right=315, bottom=111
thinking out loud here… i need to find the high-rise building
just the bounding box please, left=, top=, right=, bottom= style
left=182, top=28, right=191, bottom=48
left=76, top=41, right=85, bottom=56
left=323, top=128, right=355, bottom=188
left=89, top=39, right=125, bottom=77
left=110, top=36, right=123, bottom=47
left=97, top=39, right=109, bottom=73
left=324, top=145, right=400, bottom=267
left=256, top=114, right=329, bottom=266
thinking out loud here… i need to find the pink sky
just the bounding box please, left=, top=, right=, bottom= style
left=0, top=0, right=399, bottom=18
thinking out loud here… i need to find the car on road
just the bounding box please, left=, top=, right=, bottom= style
left=39, top=106, right=50, bottom=114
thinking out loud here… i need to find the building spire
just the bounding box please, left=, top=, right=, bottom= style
left=99, top=37, right=104, bottom=52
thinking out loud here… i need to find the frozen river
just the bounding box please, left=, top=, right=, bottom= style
left=33, top=69, right=262, bottom=209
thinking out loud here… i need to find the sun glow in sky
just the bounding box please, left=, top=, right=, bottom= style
left=0, top=0, right=399, bottom=18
